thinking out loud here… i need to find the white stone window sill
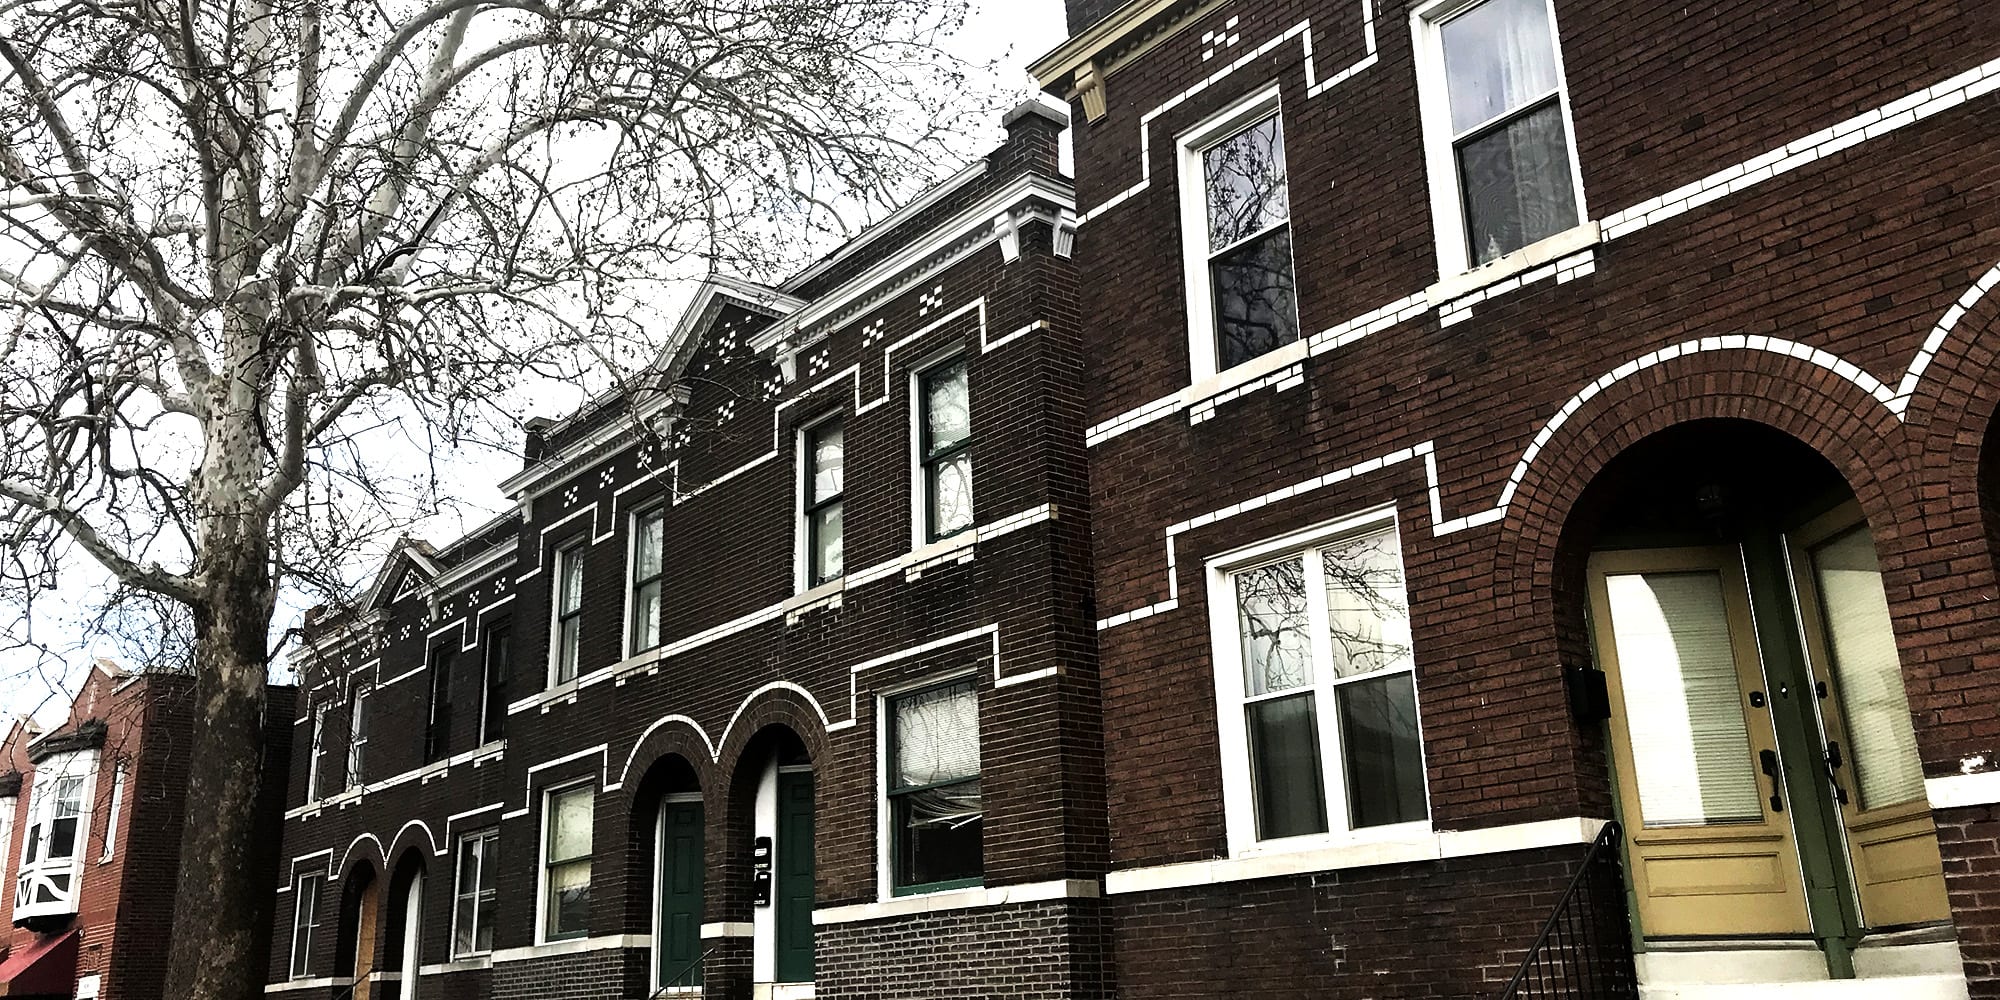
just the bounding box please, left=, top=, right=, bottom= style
left=783, top=578, right=846, bottom=619
left=1180, top=337, right=1311, bottom=414
left=816, top=878, right=1099, bottom=925
left=1425, top=221, right=1602, bottom=308
left=419, top=956, right=493, bottom=975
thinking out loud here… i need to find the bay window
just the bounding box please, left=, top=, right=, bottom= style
left=1178, top=89, right=1299, bottom=380
left=1417, top=0, right=1586, bottom=273
left=886, top=679, right=983, bottom=894
left=13, top=752, right=93, bottom=919
left=1212, top=518, right=1429, bottom=853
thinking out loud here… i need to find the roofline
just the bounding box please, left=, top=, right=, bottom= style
left=779, top=158, right=992, bottom=294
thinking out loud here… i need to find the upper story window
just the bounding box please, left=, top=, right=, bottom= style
left=551, top=540, right=586, bottom=684
left=453, top=829, right=499, bottom=957
left=0, top=795, right=15, bottom=886
left=480, top=620, right=510, bottom=745
left=290, top=870, right=323, bottom=979
left=425, top=644, right=454, bottom=763
left=346, top=686, right=370, bottom=790
left=1178, top=89, right=1299, bottom=380
left=541, top=783, right=593, bottom=942
left=1417, top=0, right=1585, bottom=272
left=100, top=762, right=125, bottom=862
left=628, top=507, right=666, bottom=655
left=1210, top=517, right=1429, bottom=854
left=917, top=359, right=974, bottom=543
left=306, top=704, right=331, bottom=799
left=801, top=418, right=845, bottom=588
left=14, top=752, right=91, bottom=919
left=886, top=679, right=983, bottom=895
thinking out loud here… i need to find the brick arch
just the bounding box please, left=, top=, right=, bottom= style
left=335, top=832, right=387, bottom=885
left=382, top=820, right=438, bottom=869
left=1496, top=353, right=1915, bottom=599
left=1901, top=298, right=2000, bottom=594
left=707, top=690, right=830, bottom=974
left=614, top=715, right=720, bottom=802
left=715, top=683, right=832, bottom=773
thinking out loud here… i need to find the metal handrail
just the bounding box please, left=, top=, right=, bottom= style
left=1495, top=820, right=1637, bottom=999
left=651, top=945, right=717, bottom=997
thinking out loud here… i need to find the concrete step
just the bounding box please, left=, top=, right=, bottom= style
left=1640, top=974, right=1967, bottom=1000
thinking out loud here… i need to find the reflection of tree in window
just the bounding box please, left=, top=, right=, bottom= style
left=889, top=681, right=982, bottom=891
left=1202, top=115, right=1298, bottom=370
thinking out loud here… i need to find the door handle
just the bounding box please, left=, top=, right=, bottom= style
left=1825, top=740, right=1850, bottom=805
left=1760, top=748, right=1784, bottom=813
left=1826, top=740, right=1844, bottom=770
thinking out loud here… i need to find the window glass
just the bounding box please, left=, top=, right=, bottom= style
left=889, top=681, right=983, bottom=891
left=1199, top=113, right=1298, bottom=370
left=631, top=510, right=666, bottom=652
left=1440, top=0, right=1560, bottom=133
left=1810, top=527, right=1925, bottom=810
left=921, top=361, right=974, bottom=540
left=1457, top=103, right=1577, bottom=265
left=346, top=688, right=369, bottom=787
left=426, top=646, right=454, bottom=762
left=555, top=543, right=585, bottom=682
left=481, top=622, right=510, bottom=745
left=1226, top=522, right=1429, bottom=843
left=46, top=776, right=82, bottom=859
left=810, top=423, right=844, bottom=502
left=544, top=786, right=593, bottom=940
left=291, top=872, right=321, bottom=978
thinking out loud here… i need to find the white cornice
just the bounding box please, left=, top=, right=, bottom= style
left=780, top=159, right=992, bottom=294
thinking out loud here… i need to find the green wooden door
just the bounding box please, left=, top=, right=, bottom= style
left=657, top=800, right=704, bottom=988
left=775, top=771, right=815, bottom=983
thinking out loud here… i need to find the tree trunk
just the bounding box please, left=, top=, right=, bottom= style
left=164, top=527, right=277, bottom=1000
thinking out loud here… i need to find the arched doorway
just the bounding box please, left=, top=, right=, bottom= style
left=638, top=754, right=705, bottom=993
left=384, top=853, right=425, bottom=1000
left=736, top=726, right=814, bottom=997
left=1563, top=421, right=1948, bottom=980
left=334, top=863, right=380, bottom=1000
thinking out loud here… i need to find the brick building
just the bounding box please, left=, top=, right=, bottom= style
left=2, top=660, right=295, bottom=1000
left=1031, top=0, right=2000, bottom=997
left=264, top=103, right=1101, bottom=1000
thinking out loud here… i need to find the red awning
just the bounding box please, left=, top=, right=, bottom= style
left=0, top=930, right=77, bottom=997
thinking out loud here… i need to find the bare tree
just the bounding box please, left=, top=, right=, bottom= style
left=0, top=0, right=989, bottom=996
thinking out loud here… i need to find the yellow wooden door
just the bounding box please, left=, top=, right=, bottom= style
left=1588, top=547, right=1812, bottom=937
left=1787, top=505, right=1950, bottom=930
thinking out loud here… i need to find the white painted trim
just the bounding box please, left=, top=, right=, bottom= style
left=814, top=879, right=1100, bottom=925
left=701, top=921, right=754, bottom=938
left=1411, top=0, right=1589, bottom=282
left=1104, top=817, right=1607, bottom=894
left=781, top=159, right=992, bottom=294
left=491, top=934, right=649, bottom=964
left=265, top=978, right=351, bottom=993
left=1926, top=769, right=2000, bottom=809
left=418, top=957, right=492, bottom=976
left=1177, top=83, right=1290, bottom=385
left=1424, top=222, right=1600, bottom=307
left=289, top=742, right=505, bottom=820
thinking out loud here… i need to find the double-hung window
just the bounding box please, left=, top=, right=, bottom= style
left=1213, top=518, right=1428, bottom=852
left=917, top=359, right=973, bottom=543
left=541, top=784, right=592, bottom=941
left=628, top=508, right=666, bottom=655
left=290, top=870, right=323, bottom=979
left=479, top=620, right=510, bottom=745
left=1180, top=91, right=1299, bottom=379
left=425, top=644, right=454, bottom=763
left=14, top=753, right=90, bottom=919
left=886, top=679, right=983, bottom=894
left=551, top=541, right=585, bottom=684
left=802, top=419, right=845, bottom=587
left=346, top=686, right=370, bottom=789
left=453, top=829, right=499, bottom=957
left=306, top=705, right=331, bottom=799
left=1417, top=0, right=1585, bottom=271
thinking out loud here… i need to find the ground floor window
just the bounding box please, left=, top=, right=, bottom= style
left=542, top=784, right=593, bottom=941
left=290, top=871, right=322, bottom=979
left=453, top=829, right=498, bottom=957
left=886, top=679, right=983, bottom=893
left=1212, top=515, right=1429, bottom=849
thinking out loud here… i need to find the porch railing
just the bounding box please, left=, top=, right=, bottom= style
left=1495, top=820, right=1637, bottom=999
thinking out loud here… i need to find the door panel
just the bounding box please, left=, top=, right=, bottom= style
left=1589, top=547, right=1812, bottom=937
left=657, top=799, right=704, bottom=988
left=774, top=770, right=815, bottom=984
left=1788, top=508, right=1950, bottom=929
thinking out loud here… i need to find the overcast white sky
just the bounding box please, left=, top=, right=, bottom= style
left=0, top=1, right=1070, bottom=728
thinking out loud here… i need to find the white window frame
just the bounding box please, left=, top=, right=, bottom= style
left=1176, top=83, right=1298, bottom=386
left=795, top=412, right=846, bottom=593
left=1411, top=0, right=1590, bottom=283
left=451, top=828, right=499, bottom=958
left=549, top=539, right=587, bottom=686
left=625, top=506, right=668, bottom=659
left=345, top=686, right=370, bottom=791
left=909, top=351, right=974, bottom=550
left=99, top=762, right=125, bottom=862
left=290, top=869, right=323, bottom=979
left=1205, top=508, right=1433, bottom=859
left=306, top=705, right=331, bottom=800
left=13, top=750, right=96, bottom=921
left=872, top=670, right=980, bottom=902
left=0, top=795, right=15, bottom=888
left=535, top=780, right=594, bottom=945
